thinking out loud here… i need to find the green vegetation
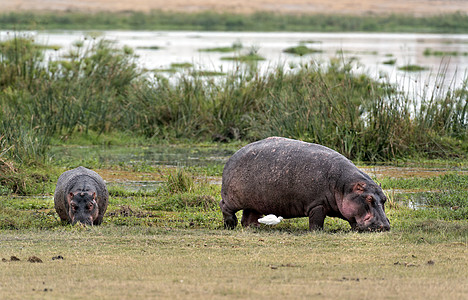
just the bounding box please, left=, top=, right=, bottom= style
left=170, top=62, right=193, bottom=68
left=1, top=11, right=468, bottom=33
left=220, top=49, right=266, bottom=62
left=398, top=64, right=428, bottom=71
left=283, top=45, right=322, bottom=56
left=1, top=37, right=466, bottom=167
left=423, top=48, right=468, bottom=56
left=220, top=53, right=265, bottom=62
left=1, top=160, right=467, bottom=298
left=191, top=70, right=226, bottom=76
left=199, top=41, right=243, bottom=53
left=136, top=45, right=161, bottom=50
left=383, top=58, right=397, bottom=65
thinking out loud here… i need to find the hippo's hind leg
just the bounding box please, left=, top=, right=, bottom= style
left=219, top=198, right=238, bottom=229
left=241, top=209, right=262, bottom=227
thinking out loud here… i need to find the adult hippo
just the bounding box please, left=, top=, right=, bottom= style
left=54, top=166, right=109, bottom=226
left=220, top=137, right=390, bottom=231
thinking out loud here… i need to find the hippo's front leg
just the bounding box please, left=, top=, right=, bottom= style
left=308, top=205, right=326, bottom=230
left=220, top=199, right=238, bottom=229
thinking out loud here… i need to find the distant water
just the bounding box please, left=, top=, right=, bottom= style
left=3, top=30, right=468, bottom=97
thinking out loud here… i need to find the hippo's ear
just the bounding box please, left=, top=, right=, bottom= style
left=92, top=192, right=96, bottom=200
left=352, top=182, right=366, bottom=194
left=67, top=192, right=74, bottom=205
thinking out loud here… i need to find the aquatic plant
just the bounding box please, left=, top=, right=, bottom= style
left=398, top=64, right=428, bottom=71
left=423, top=48, right=468, bottom=56
left=283, top=45, right=322, bottom=56
left=382, top=59, right=397, bottom=65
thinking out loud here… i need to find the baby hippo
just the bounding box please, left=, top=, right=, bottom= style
left=54, top=166, right=109, bottom=225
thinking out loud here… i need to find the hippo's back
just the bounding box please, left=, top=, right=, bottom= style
left=222, top=137, right=350, bottom=182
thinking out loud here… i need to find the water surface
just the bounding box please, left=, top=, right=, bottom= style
left=3, top=30, right=467, bottom=96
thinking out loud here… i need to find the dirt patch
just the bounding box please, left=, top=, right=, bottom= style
left=2, top=0, right=467, bottom=16
left=28, top=256, right=43, bottom=263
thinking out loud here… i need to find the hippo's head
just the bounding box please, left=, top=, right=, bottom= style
left=339, top=181, right=390, bottom=232
left=67, top=192, right=99, bottom=226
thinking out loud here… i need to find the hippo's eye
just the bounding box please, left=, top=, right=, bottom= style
left=87, top=203, right=94, bottom=210
left=71, top=204, right=78, bottom=211
left=366, top=196, right=375, bottom=205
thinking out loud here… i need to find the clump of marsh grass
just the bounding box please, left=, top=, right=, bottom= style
left=283, top=45, right=323, bottom=56
left=1, top=36, right=140, bottom=162
left=166, top=168, right=194, bottom=194
left=398, top=64, right=428, bottom=71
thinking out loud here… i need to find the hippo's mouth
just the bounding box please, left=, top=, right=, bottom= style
left=352, top=222, right=390, bottom=232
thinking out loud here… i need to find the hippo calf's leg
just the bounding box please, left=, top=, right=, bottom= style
left=308, top=205, right=326, bottom=230
left=241, top=209, right=262, bottom=227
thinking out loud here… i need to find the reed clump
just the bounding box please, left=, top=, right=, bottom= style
left=1, top=37, right=466, bottom=164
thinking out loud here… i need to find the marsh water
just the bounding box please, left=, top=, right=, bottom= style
left=3, top=30, right=468, bottom=96
left=48, top=144, right=467, bottom=210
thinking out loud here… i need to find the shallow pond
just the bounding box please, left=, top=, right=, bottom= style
left=49, top=144, right=234, bottom=168
left=3, top=30, right=468, bottom=96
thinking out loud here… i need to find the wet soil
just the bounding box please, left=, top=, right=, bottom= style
left=360, top=166, right=468, bottom=179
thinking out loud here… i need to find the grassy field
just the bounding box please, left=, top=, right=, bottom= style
left=1, top=161, right=467, bottom=299
left=1, top=228, right=467, bottom=299
left=1, top=11, right=468, bottom=33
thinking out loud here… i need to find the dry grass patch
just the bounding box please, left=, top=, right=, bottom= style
left=1, top=228, right=467, bottom=299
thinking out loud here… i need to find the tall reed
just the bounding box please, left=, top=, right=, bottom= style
left=1, top=36, right=466, bottom=163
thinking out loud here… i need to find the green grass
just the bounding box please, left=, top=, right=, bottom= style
left=1, top=11, right=468, bottom=33
left=171, top=62, right=193, bottom=68
left=199, top=41, right=243, bottom=53
left=220, top=53, right=265, bottom=62
left=382, top=58, right=397, bottom=65
left=136, top=45, right=161, bottom=50
left=282, top=45, right=323, bottom=56
left=423, top=48, right=468, bottom=56
left=191, top=70, right=226, bottom=76
left=398, top=64, right=428, bottom=71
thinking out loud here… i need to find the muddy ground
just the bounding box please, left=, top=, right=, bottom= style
left=2, top=0, right=467, bottom=16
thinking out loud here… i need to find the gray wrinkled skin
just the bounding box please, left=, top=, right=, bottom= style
left=220, top=137, right=390, bottom=232
left=54, top=166, right=109, bottom=225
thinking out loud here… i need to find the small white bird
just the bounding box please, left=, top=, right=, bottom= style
left=258, top=214, right=283, bottom=225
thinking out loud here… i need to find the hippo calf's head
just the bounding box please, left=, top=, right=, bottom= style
left=339, top=182, right=390, bottom=232
left=67, top=192, right=99, bottom=226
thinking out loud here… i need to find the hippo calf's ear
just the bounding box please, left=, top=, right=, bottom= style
left=92, top=192, right=96, bottom=200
